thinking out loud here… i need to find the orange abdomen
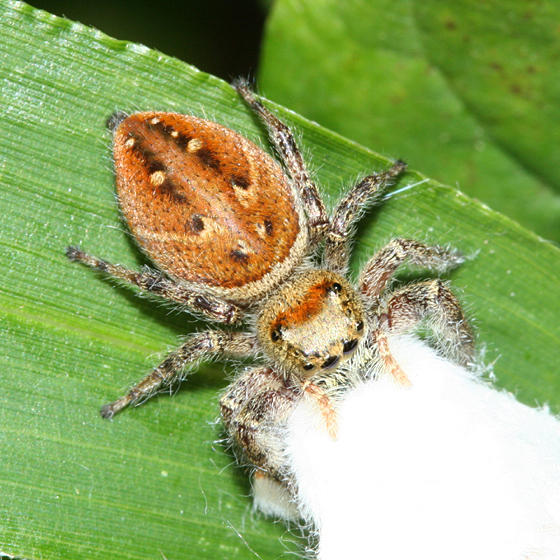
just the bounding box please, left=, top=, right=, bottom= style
left=113, top=112, right=301, bottom=290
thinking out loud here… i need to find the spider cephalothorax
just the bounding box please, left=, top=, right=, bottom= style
left=257, top=270, right=365, bottom=377
left=67, top=80, right=473, bottom=487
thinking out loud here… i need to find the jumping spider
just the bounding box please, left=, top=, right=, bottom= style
left=67, top=81, right=473, bottom=490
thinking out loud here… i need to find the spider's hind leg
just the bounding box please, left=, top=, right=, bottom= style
left=66, top=247, right=241, bottom=324
left=234, top=80, right=329, bottom=243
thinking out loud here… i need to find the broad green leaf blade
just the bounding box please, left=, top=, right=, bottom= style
left=1, top=1, right=559, bottom=559
left=415, top=1, right=560, bottom=193
left=259, top=0, right=560, bottom=241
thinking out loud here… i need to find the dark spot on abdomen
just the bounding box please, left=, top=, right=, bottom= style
left=159, top=179, right=187, bottom=203
left=191, top=214, right=205, bottom=232
left=148, top=119, right=176, bottom=139
left=174, top=133, right=191, bottom=150
left=197, top=148, right=221, bottom=170
left=230, top=173, right=250, bottom=189
left=148, top=160, right=166, bottom=174
left=231, top=250, right=249, bottom=263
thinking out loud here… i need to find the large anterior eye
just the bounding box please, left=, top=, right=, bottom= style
left=343, top=339, right=359, bottom=353
left=270, top=326, right=283, bottom=342
left=329, top=282, right=343, bottom=294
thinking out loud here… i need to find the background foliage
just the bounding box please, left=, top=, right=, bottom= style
left=260, top=0, right=560, bottom=241
left=1, top=1, right=559, bottom=558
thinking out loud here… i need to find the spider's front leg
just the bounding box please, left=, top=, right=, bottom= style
left=358, top=239, right=473, bottom=384
left=359, top=238, right=464, bottom=301
left=101, top=330, right=256, bottom=418
left=221, top=366, right=310, bottom=519
left=380, top=279, right=474, bottom=368
left=220, top=366, right=300, bottom=481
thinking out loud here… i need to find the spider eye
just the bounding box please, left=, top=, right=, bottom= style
left=343, top=339, right=359, bottom=353
left=321, top=355, right=340, bottom=369
left=356, top=320, right=364, bottom=332
left=329, top=282, right=343, bottom=294
left=270, top=327, right=282, bottom=342
left=303, top=363, right=315, bottom=371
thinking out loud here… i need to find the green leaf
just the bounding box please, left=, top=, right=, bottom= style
left=1, top=1, right=559, bottom=559
left=259, top=0, right=560, bottom=241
